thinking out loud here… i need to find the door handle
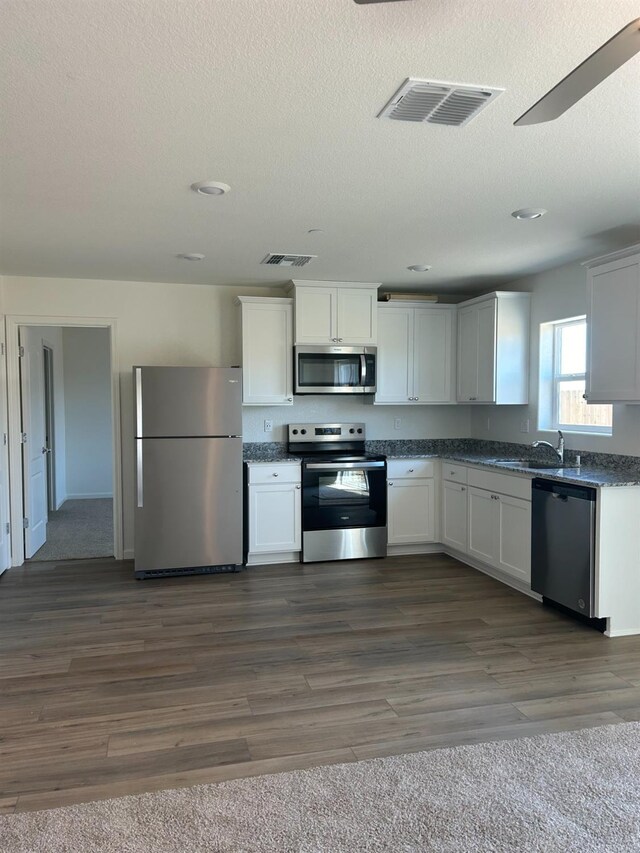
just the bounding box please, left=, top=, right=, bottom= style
left=136, top=441, right=144, bottom=507
left=41, top=446, right=51, bottom=454
left=360, top=354, right=367, bottom=386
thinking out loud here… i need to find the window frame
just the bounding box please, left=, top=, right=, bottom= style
left=550, top=317, right=612, bottom=436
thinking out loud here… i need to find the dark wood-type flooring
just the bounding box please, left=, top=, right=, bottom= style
left=2, top=554, right=640, bottom=814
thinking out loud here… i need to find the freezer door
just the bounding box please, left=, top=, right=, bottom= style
left=135, top=367, right=242, bottom=437
left=135, top=437, right=242, bottom=572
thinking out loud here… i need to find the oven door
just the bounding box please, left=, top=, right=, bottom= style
left=295, top=347, right=376, bottom=394
left=302, top=460, right=387, bottom=531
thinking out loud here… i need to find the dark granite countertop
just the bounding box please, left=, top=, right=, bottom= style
left=243, top=439, right=640, bottom=487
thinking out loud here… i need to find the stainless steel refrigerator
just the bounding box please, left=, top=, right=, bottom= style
left=134, top=366, right=243, bottom=579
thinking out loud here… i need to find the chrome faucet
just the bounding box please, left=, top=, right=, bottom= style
left=532, top=430, right=564, bottom=464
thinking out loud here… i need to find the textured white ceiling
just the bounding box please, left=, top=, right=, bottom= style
left=1, top=0, right=639, bottom=291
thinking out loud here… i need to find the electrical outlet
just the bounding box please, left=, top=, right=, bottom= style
left=264, top=419, right=273, bottom=433
left=520, top=419, right=530, bottom=433
left=394, top=417, right=402, bottom=430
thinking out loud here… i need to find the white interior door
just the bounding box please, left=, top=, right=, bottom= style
left=20, top=327, right=48, bottom=557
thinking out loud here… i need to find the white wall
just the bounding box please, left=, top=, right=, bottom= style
left=243, top=399, right=469, bottom=443
left=1, top=276, right=284, bottom=557
left=63, top=327, right=113, bottom=499
left=470, top=260, right=640, bottom=457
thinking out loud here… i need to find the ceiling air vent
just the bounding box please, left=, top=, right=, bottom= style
left=261, top=253, right=316, bottom=267
left=378, top=78, right=504, bottom=127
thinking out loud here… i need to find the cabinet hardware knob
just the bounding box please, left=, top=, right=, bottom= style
left=408, top=468, right=414, bottom=472
left=287, top=397, right=293, bottom=401
left=582, top=393, right=588, bottom=400
left=273, top=473, right=279, bottom=477
left=295, top=484, right=301, bottom=489
left=462, top=486, right=466, bottom=491
left=388, top=481, right=394, bottom=486
left=415, top=397, right=419, bottom=401
left=338, top=338, right=343, bottom=342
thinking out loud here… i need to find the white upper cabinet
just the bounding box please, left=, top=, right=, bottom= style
left=236, top=297, right=293, bottom=406
left=375, top=303, right=456, bottom=405
left=456, top=291, right=530, bottom=405
left=585, top=246, right=640, bottom=403
left=289, top=280, right=379, bottom=345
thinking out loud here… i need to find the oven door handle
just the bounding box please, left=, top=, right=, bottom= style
left=305, top=461, right=386, bottom=470
left=360, top=353, right=367, bottom=386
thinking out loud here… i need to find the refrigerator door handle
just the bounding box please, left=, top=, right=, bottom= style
left=136, top=441, right=144, bottom=507
left=135, top=367, right=143, bottom=437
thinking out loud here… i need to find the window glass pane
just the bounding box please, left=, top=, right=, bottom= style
left=557, top=379, right=612, bottom=429
left=559, top=323, right=586, bottom=375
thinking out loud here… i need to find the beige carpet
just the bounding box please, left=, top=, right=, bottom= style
left=31, top=499, right=113, bottom=562
left=2, top=723, right=640, bottom=852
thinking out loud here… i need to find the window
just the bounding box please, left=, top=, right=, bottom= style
left=540, top=317, right=612, bottom=435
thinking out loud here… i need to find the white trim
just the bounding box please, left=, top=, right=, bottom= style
left=65, top=493, right=114, bottom=500
left=583, top=244, right=640, bottom=268
left=245, top=551, right=301, bottom=566
left=6, top=315, right=123, bottom=566
left=387, top=543, right=443, bottom=556
left=124, top=547, right=134, bottom=560
left=444, top=545, right=541, bottom=600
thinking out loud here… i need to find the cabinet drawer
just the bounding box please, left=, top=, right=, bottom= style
left=387, top=458, right=435, bottom=479
left=247, top=463, right=301, bottom=484
left=442, top=462, right=468, bottom=484
left=467, top=467, right=531, bottom=501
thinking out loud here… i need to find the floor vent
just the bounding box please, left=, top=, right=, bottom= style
left=378, top=78, right=504, bottom=127
left=261, top=253, right=317, bottom=267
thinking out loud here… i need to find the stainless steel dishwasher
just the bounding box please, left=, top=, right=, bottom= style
left=531, top=478, right=597, bottom=617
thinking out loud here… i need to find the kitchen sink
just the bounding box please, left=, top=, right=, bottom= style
left=489, top=459, right=579, bottom=471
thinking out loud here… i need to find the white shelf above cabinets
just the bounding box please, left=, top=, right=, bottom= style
left=236, top=297, right=293, bottom=406
left=584, top=245, right=640, bottom=403
left=456, top=291, right=530, bottom=405
left=375, top=303, right=456, bottom=405
left=287, top=280, right=380, bottom=345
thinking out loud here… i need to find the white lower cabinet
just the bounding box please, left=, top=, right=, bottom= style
left=468, top=485, right=531, bottom=584
left=442, top=480, right=468, bottom=553
left=387, top=459, right=437, bottom=547
left=246, top=463, right=301, bottom=565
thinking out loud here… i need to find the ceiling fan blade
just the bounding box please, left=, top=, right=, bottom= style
left=514, top=17, right=640, bottom=126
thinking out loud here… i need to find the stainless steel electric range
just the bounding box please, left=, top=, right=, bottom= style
left=287, top=423, right=387, bottom=563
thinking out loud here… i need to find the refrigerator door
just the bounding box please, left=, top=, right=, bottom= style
left=135, top=367, right=242, bottom=437
left=135, top=436, right=242, bottom=572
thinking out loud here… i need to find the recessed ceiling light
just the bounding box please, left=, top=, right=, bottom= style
left=177, top=253, right=205, bottom=261
left=511, top=208, right=547, bottom=220
left=191, top=181, right=231, bottom=196
left=407, top=264, right=432, bottom=272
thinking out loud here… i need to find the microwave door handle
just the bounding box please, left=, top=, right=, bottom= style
left=360, top=354, right=367, bottom=386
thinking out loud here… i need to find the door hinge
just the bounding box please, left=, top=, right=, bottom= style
left=22, top=518, right=29, bottom=529
left=0, top=342, right=5, bottom=356
left=5, top=522, right=9, bottom=535
left=18, top=346, right=24, bottom=358
left=2, top=433, right=6, bottom=446
left=20, top=432, right=27, bottom=444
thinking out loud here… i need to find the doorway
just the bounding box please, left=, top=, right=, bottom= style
left=6, top=317, right=123, bottom=567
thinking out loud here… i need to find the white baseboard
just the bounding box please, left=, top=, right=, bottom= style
left=66, top=493, right=114, bottom=500
left=443, top=545, right=540, bottom=600
left=387, top=543, right=444, bottom=556
left=55, top=494, right=67, bottom=511
left=245, top=551, right=301, bottom=566
left=123, top=548, right=134, bottom=560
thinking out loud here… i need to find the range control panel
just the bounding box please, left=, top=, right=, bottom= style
left=288, top=422, right=365, bottom=443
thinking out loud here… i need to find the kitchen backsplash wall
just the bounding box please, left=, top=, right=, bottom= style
left=470, top=258, right=640, bottom=458
left=242, top=398, right=471, bottom=442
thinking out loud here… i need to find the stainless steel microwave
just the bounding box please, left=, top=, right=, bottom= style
left=294, top=345, right=376, bottom=395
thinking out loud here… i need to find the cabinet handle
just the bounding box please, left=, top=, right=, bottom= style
left=582, top=393, right=588, bottom=400
left=295, top=484, right=301, bottom=489
left=469, top=396, right=477, bottom=401
left=273, top=473, right=279, bottom=477
left=408, top=468, right=414, bottom=473
left=287, top=397, right=293, bottom=402
left=388, top=481, right=394, bottom=486
left=338, top=338, right=343, bottom=342
left=461, top=486, right=466, bottom=492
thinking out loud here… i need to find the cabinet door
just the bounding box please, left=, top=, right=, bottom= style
left=476, top=300, right=497, bottom=402
left=336, top=288, right=377, bottom=344
left=467, top=486, right=496, bottom=565
left=375, top=306, right=413, bottom=404
left=294, top=287, right=336, bottom=343
left=248, top=483, right=301, bottom=553
left=496, top=494, right=531, bottom=583
left=413, top=307, right=454, bottom=403
left=242, top=301, right=293, bottom=405
left=387, top=479, right=435, bottom=544
left=457, top=304, right=479, bottom=401
left=587, top=255, right=640, bottom=402
left=442, top=481, right=468, bottom=552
